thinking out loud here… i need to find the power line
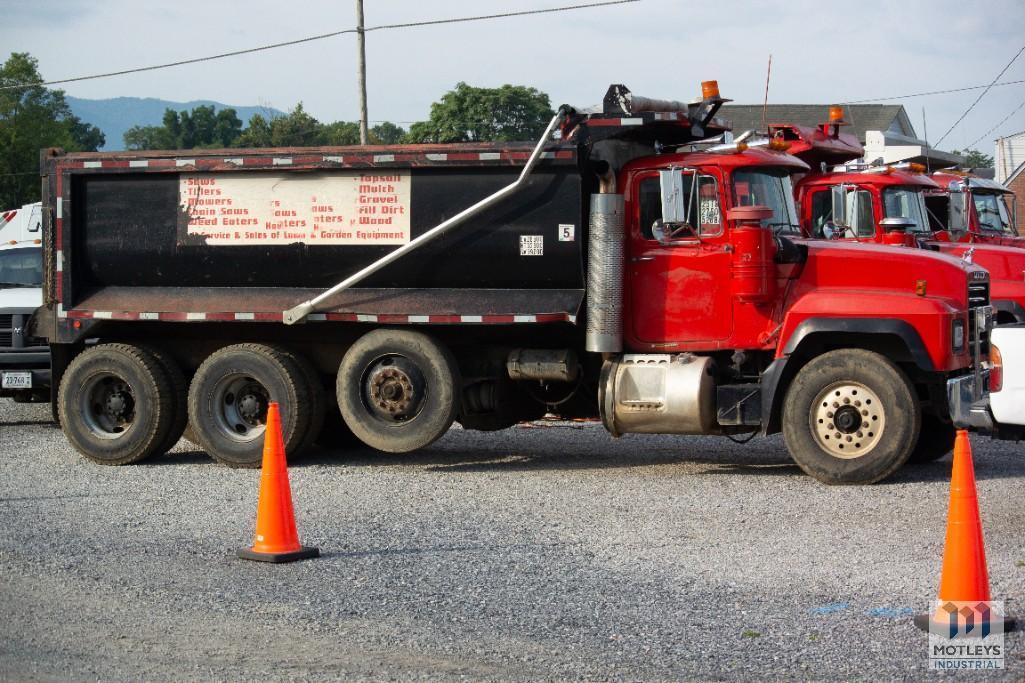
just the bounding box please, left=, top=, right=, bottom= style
left=933, top=44, right=1025, bottom=147
left=844, top=78, right=1025, bottom=104
left=966, top=96, right=1025, bottom=149
left=0, top=1, right=641, bottom=92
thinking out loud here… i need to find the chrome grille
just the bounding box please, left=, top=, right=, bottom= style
left=968, top=281, right=989, bottom=309
left=966, top=281, right=990, bottom=355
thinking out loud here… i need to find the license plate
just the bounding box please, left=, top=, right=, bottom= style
left=1, top=372, right=32, bottom=389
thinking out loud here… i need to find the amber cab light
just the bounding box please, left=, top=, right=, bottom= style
left=915, top=279, right=927, bottom=296
left=907, top=163, right=927, bottom=174
left=768, top=138, right=791, bottom=152
left=701, top=80, right=720, bottom=100
left=828, top=105, right=844, bottom=122
left=990, top=344, right=1003, bottom=393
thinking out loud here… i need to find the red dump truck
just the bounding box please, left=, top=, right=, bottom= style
left=34, top=83, right=991, bottom=484
left=925, top=171, right=1023, bottom=249
left=778, top=111, right=1025, bottom=327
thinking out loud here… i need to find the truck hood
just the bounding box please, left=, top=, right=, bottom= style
left=0, top=287, right=43, bottom=309
left=928, top=242, right=1025, bottom=281
left=793, top=239, right=981, bottom=308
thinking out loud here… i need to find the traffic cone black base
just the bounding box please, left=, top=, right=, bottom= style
left=238, top=545, right=320, bottom=564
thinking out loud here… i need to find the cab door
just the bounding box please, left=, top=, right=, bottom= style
left=627, top=169, right=733, bottom=345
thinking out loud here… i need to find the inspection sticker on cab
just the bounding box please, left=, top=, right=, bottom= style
left=520, top=235, right=544, bottom=256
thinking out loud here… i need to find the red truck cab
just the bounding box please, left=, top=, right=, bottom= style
left=779, top=116, right=1025, bottom=327
left=925, top=171, right=1023, bottom=249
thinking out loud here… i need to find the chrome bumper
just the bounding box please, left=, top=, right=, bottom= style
left=947, top=370, right=992, bottom=430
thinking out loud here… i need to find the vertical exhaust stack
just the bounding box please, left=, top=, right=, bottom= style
left=586, top=188, right=625, bottom=353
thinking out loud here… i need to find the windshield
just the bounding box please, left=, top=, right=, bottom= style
left=882, top=187, right=930, bottom=233
left=731, top=168, right=800, bottom=234
left=0, top=247, right=43, bottom=287
left=973, top=192, right=1014, bottom=235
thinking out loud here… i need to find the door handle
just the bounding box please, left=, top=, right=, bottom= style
left=631, top=256, right=655, bottom=262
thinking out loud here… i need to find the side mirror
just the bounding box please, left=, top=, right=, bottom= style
left=831, top=185, right=848, bottom=227
left=879, top=217, right=915, bottom=232
left=659, top=169, right=686, bottom=224
left=949, top=191, right=967, bottom=233
left=651, top=220, right=669, bottom=244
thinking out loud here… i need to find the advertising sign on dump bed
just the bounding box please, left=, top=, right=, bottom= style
left=178, top=172, right=411, bottom=246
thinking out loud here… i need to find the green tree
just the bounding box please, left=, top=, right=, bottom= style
left=370, top=121, right=405, bottom=144
left=320, top=120, right=361, bottom=145
left=235, top=113, right=273, bottom=147
left=269, top=103, right=321, bottom=147
left=0, top=52, right=104, bottom=207
left=952, top=148, right=995, bottom=169
left=405, top=82, right=553, bottom=143
left=124, top=105, right=243, bottom=150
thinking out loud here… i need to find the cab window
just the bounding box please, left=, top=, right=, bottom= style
left=810, top=190, right=833, bottom=236
left=637, top=174, right=722, bottom=240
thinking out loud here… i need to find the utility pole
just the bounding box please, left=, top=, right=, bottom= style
left=356, top=0, right=368, bottom=145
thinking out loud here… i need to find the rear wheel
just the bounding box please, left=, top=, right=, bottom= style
left=187, top=344, right=314, bottom=467
left=273, top=347, right=326, bottom=456
left=782, top=349, right=920, bottom=485
left=138, top=345, right=188, bottom=455
left=58, top=344, right=176, bottom=465
left=907, top=414, right=955, bottom=464
left=337, top=329, right=460, bottom=452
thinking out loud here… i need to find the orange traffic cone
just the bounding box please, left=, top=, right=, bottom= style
left=238, top=402, right=319, bottom=563
left=914, top=430, right=1014, bottom=631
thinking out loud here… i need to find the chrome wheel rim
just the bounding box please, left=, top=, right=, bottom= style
left=80, top=372, right=136, bottom=439
left=810, top=381, right=885, bottom=459
left=211, top=374, right=269, bottom=443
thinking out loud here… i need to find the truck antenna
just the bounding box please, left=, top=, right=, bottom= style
left=761, top=54, right=772, bottom=132
left=922, top=106, right=931, bottom=173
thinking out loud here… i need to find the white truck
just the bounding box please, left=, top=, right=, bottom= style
left=990, top=326, right=1025, bottom=439
left=0, top=202, right=49, bottom=403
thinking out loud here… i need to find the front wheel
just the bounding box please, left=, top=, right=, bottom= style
left=782, top=349, right=920, bottom=485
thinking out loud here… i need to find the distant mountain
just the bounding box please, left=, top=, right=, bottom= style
left=66, top=96, right=286, bottom=151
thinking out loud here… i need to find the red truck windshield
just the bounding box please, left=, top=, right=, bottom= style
left=882, top=187, right=931, bottom=233
left=732, top=168, right=801, bottom=234
left=973, top=192, right=1014, bottom=235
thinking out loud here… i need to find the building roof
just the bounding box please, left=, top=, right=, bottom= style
left=719, top=104, right=912, bottom=142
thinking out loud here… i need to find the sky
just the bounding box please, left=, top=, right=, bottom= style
left=3, top=0, right=1025, bottom=153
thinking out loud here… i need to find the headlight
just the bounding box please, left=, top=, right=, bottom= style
left=952, top=319, right=965, bottom=352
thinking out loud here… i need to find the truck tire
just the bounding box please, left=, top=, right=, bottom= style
left=272, top=346, right=326, bottom=457
left=782, top=349, right=920, bottom=485
left=138, top=345, right=188, bottom=455
left=337, top=329, right=460, bottom=453
left=187, top=344, right=314, bottom=467
left=907, top=414, right=955, bottom=464
left=58, top=344, right=176, bottom=465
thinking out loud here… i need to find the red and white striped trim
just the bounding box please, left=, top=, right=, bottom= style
left=62, top=310, right=577, bottom=324
left=57, top=150, right=575, bottom=172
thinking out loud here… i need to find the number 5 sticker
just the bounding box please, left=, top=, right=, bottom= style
left=558, top=223, right=575, bottom=241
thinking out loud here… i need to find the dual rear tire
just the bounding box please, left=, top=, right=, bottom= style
left=60, top=332, right=461, bottom=466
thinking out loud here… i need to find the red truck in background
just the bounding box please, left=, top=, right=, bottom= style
left=34, top=83, right=992, bottom=485
left=775, top=113, right=1025, bottom=329
left=924, top=171, right=1023, bottom=249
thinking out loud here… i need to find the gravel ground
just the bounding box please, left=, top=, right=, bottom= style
left=2, top=398, right=1025, bottom=681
